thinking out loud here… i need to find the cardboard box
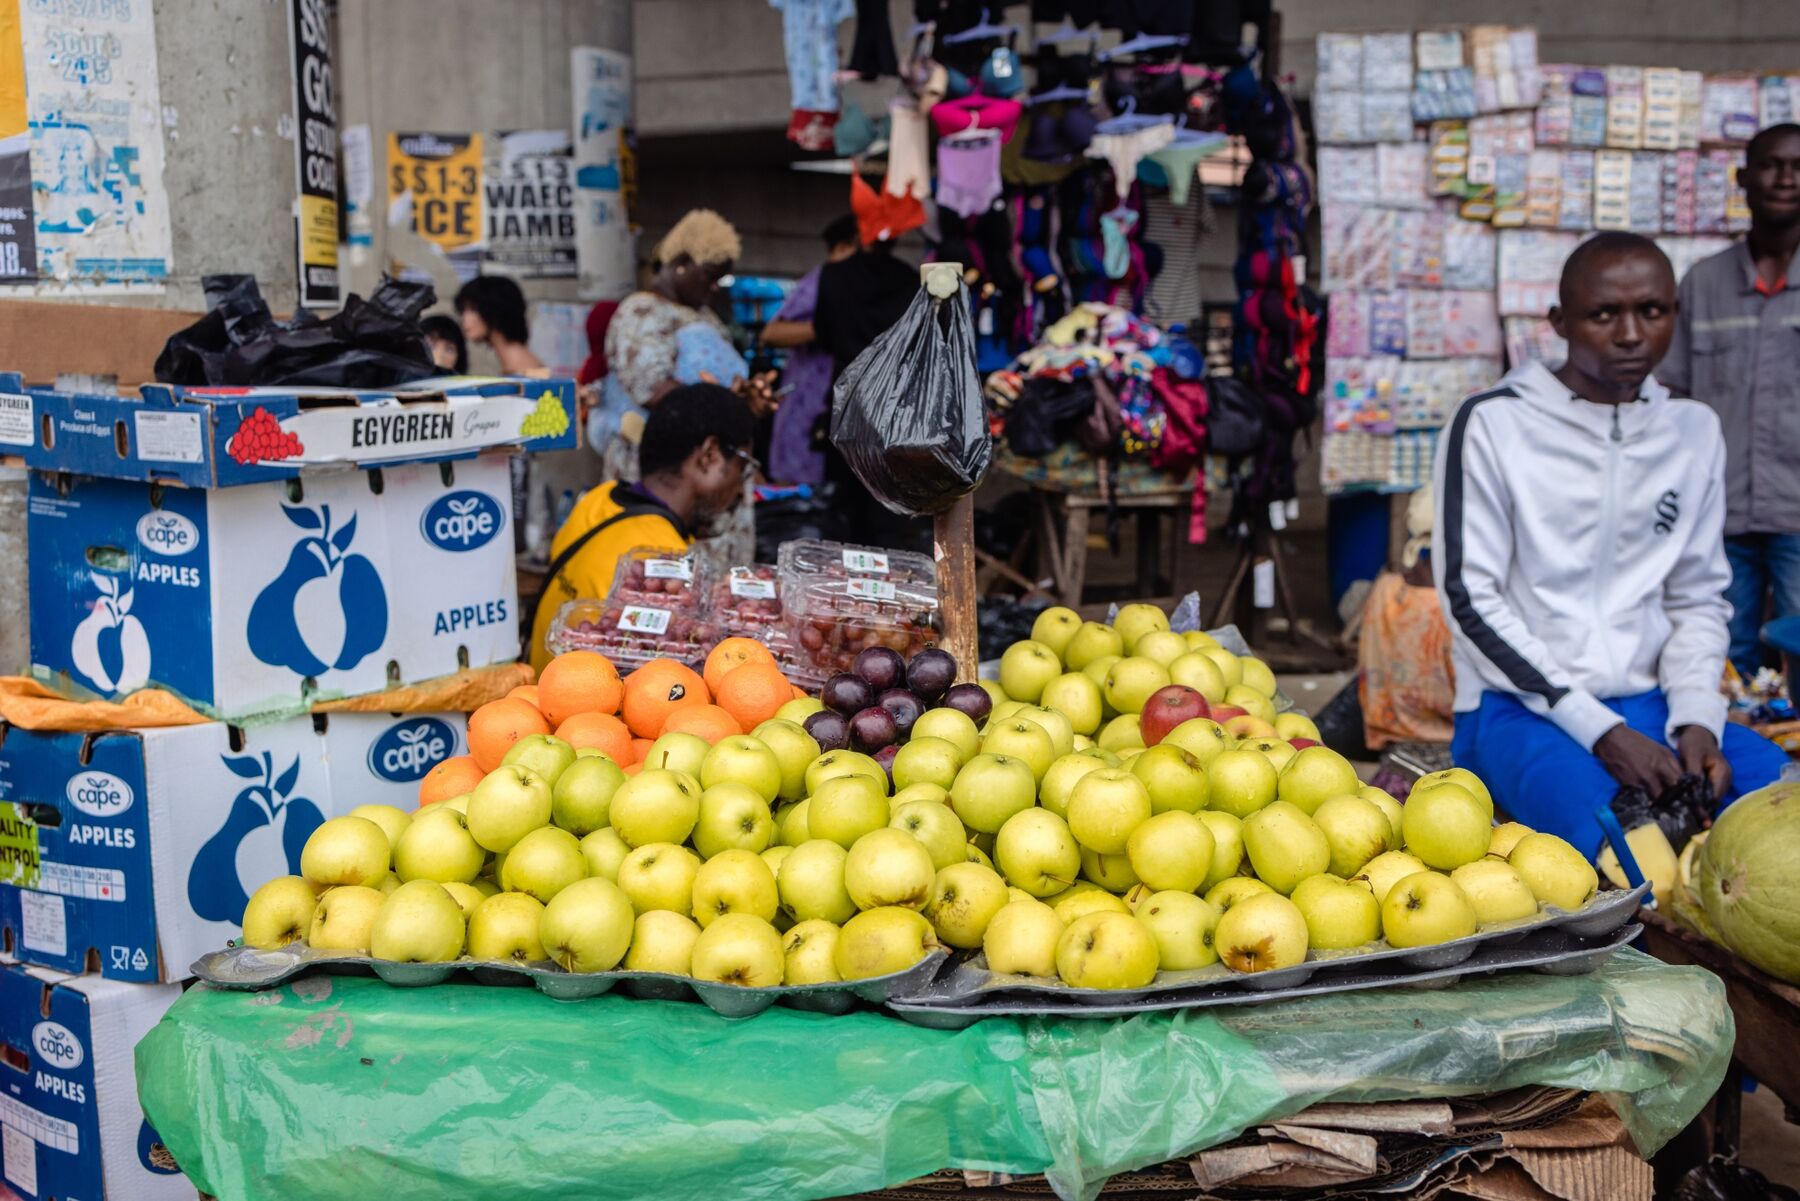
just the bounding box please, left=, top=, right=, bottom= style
left=0, top=373, right=576, bottom=487
left=0, top=963, right=189, bottom=1201
left=29, top=454, right=518, bottom=721
left=0, top=712, right=461, bottom=982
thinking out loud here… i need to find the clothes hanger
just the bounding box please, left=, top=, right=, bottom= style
left=1036, top=18, right=1084, bottom=45
left=1093, top=95, right=1173, bottom=135
left=942, top=7, right=1017, bottom=44
left=944, top=109, right=1000, bottom=143
left=1028, top=85, right=1089, bottom=106
left=1099, top=32, right=1189, bottom=62
left=1166, top=126, right=1226, bottom=147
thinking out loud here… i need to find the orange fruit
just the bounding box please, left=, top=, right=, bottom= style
left=703, top=637, right=779, bottom=695
left=468, top=697, right=552, bottom=771
left=538, top=651, right=624, bottom=725
left=660, top=703, right=742, bottom=744
left=621, top=659, right=710, bottom=739
left=418, top=755, right=485, bottom=807
left=715, top=663, right=793, bottom=732
left=623, top=761, right=644, bottom=777
left=507, top=684, right=541, bottom=708
left=556, top=711, right=633, bottom=763
left=628, top=738, right=655, bottom=765
left=791, top=685, right=806, bottom=700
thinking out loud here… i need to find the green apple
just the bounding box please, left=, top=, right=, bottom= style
left=700, top=735, right=782, bottom=804
left=617, top=842, right=702, bottom=915
left=1097, top=713, right=1145, bottom=753
left=1508, top=833, right=1599, bottom=911
left=776, top=799, right=811, bottom=847
left=1015, top=705, right=1075, bottom=759
left=1039, top=752, right=1108, bottom=819
left=641, top=731, right=709, bottom=778
left=625, top=909, right=701, bottom=975
left=691, top=848, right=780, bottom=926
left=1064, top=621, right=1126, bottom=671
left=1163, top=717, right=1231, bottom=766
left=1245, top=737, right=1298, bottom=771
left=1053, top=885, right=1131, bottom=923
left=994, top=808, right=1081, bottom=896
left=502, top=734, right=577, bottom=787
left=947, top=752, right=1037, bottom=833
left=1080, top=655, right=1123, bottom=704
left=300, top=816, right=391, bottom=889
left=891, top=782, right=949, bottom=807
left=1351, top=850, right=1428, bottom=905
left=1358, top=785, right=1405, bottom=848
left=693, top=782, right=775, bottom=858
left=976, top=679, right=1009, bottom=713
left=761, top=843, right=792, bottom=878
left=1237, top=657, right=1278, bottom=698
left=500, top=826, right=586, bottom=903
left=467, top=892, right=548, bottom=962
left=748, top=719, right=821, bottom=801
left=540, top=877, right=635, bottom=972
left=1103, top=656, right=1172, bottom=716
left=1112, top=603, right=1170, bottom=653
left=1080, top=846, right=1140, bottom=892
left=550, top=755, right=627, bottom=836
left=1055, top=911, right=1158, bottom=988
left=1225, top=685, right=1276, bottom=723
left=1133, top=629, right=1189, bottom=670
left=1381, top=871, right=1478, bottom=947
left=1205, top=749, right=1279, bottom=818
left=1290, top=874, right=1380, bottom=949
left=1197, top=811, right=1246, bottom=891
left=1204, top=875, right=1273, bottom=912
left=1488, top=821, right=1533, bottom=859
left=780, top=918, right=841, bottom=984
left=1168, top=652, right=1229, bottom=703
left=393, top=807, right=485, bottom=884
left=607, top=768, right=701, bottom=849
left=1183, top=630, right=1221, bottom=651
left=1125, top=810, right=1216, bottom=893
left=1276, top=746, right=1362, bottom=816
left=982, top=899, right=1064, bottom=976
left=777, top=839, right=856, bottom=924
left=892, top=737, right=963, bottom=792
left=440, top=881, right=485, bottom=918
left=369, top=880, right=465, bottom=963
left=688, top=912, right=784, bottom=986
left=805, top=749, right=886, bottom=796
left=807, top=773, right=891, bottom=848
left=1199, top=647, right=1243, bottom=689
left=467, top=765, right=554, bottom=853
left=1415, top=768, right=1494, bottom=817
left=924, top=861, right=1010, bottom=948
left=1450, top=859, right=1541, bottom=925
left=999, top=639, right=1063, bottom=704
left=579, top=828, right=631, bottom=881
left=1273, top=712, right=1321, bottom=742
left=1129, top=744, right=1209, bottom=814
left=347, top=804, right=411, bottom=851
left=1224, top=715, right=1278, bottom=740
left=378, top=871, right=406, bottom=896
left=240, top=876, right=318, bottom=949
left=845, top=828, right=936, bottom=910
left=835, top=906, right=938, bottom=979
left=910, top=708, right=982, bottom=762
left=1030, top=606, right=1083, bottom=661
left=1136, top=891, right=1221, bottom=970
left=1067, top=768, right=1153, bottom=853
left=775, top=696, right=826, bottom=724
left=1040, top=672, right=1104, bottom=735
left=1214, top=891, right=1308, bottom=972
left=981, top=718, right=1056, bottom=782
left=890, top=799, right=968, bottom=870
left=1311, top=793, right=1393, bottom=878
left=1402, top=783, right=1492, bottom=871
left=437, top=794, right=470, bottom=816
left=1243, top=801, right=1331, bottom=894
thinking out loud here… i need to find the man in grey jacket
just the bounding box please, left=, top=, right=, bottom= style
left=1659, top=123, right=1800, bottom=680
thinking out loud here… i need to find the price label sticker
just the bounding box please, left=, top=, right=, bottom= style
left=644, top=558, right=693, bottom=581
left=842, top=549, right=890, bottom=574
left=0, top=394, right=31, bottom=447
left=847, top=578, right=897, bottom=602
left=618, top=606, right=672, bottom=634
left=0, top=804, right=38, bottom=889
left=729, top=574, right=777, bottom=599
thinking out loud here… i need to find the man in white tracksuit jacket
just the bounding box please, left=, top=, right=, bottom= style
left=1433, top=232, right=1786, bottom=859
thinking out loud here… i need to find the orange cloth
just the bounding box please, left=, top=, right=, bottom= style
left=1357, top=572, right=1456, bottom=749
left=0, top=677, right=208, bottom=730
left=310, top=662, right=535, bottom=714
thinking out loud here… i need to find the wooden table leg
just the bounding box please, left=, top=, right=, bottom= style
left=1063, top=501, right=1089, bottom=608
left=1032, top=492, right=1066, bottom=600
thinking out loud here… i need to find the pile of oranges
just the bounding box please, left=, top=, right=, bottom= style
left=420, top=640, right=805, bottom=804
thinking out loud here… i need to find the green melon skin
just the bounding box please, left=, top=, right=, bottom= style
left=1698, top=780, right=1800, bottom=984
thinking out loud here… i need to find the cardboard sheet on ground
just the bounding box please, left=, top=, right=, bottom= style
left=135, top=950, right=1729, bottom=1201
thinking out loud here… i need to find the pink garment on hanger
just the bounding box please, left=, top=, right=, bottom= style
left=929, top=96, right=1023, bottom=142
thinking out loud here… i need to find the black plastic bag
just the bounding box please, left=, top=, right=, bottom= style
left=1673, top=1158, right=1800, bottom=1201
left=829, top=281, right=992, bottom=517
left=1610, top=774, right=1714, bottom=852
left=155, top=274, right=442, bottom=388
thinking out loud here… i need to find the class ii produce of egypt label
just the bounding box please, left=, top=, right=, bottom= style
left=618, top=606, right=672, bottom=635
left=848, top=578, right=897, bottom=601
left=729, top=571, right=776, bottom=600
left=643, top=559, right=692, bottom=582
left=842, top=550, right=889, bottom=574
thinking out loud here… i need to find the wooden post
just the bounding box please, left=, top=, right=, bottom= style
left=920, top=262, right=981, bottom=683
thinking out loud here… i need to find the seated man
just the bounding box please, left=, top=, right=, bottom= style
left=1433, top=232, right=1787, bottom=859
left=527, top=382, right=756, bottom=670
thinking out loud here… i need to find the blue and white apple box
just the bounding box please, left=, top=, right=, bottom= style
left=0, top=962, right=189, bottom=1201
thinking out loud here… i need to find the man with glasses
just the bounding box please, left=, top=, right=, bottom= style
left=527, top=384, right=758, bottom=669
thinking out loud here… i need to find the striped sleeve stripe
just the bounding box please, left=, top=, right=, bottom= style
left=1439, top=386, right=1569, bottom=708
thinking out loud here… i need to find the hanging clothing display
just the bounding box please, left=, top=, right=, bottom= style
left=847, top=0, right=898, bottom=79
left=1087, top=121, right=1174, bottom=200
left=885, top=100, right=933, bottom=198
left=937, top=133, right=1004, bottom=217
left=771, top=0, right=854, bottom=111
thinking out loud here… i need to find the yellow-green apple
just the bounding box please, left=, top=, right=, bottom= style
left=1055, top=911, right=1158, bottom=987
left=1183, top=630, right=1221, bottom=651
left=579, top=828, right=631, bottom=881
left=500, top=826, right=586, bottom=903
left=369, top=880, right=465, bottom=962
left=776, top=799, right=811, bottom=847
left=1139, top=685, right=1212, bottom=746
left=1488, top=821, right=1532, bottom=859
left=1290, top=874, right=1380, bottom=949
left=892, top=736, right=964, bottom=792
left=834, top=906, right=938, bottom=979
left=1112, top=603, right=1170, bottom=652
left=1097, top=713, right=1145, bottom=752
left=777, top=838, right=856, bottom=923
left=1245, top=737, right=1298, bottom=771
left=467, top=892, right=547, bottom=962
left=748, top=719, right=821, bottom=801
left=1351, top=850, right=1429, bottom=905
left=890, top=799, right=968, bottom=870
left=1276, top=746, right=1362, bottom=816
left=624, top=909, right=701, bottom=974
left=1054, top=886, right=1131, bottom=923
left=300, top=816, right=391, bottom=888
left=441, top=881, right=485, bottom=919
left=241, top=876, right=318, bottom=949
left=1215, top=891, right=1309, bottom=972
left=761, top=844, right=792, bottom=879
left=781, top=918, right=841, bottom=984
left=910, top=707, right=982, bottom=762
left=1137, top=890, right=1221, bottom=969
left=947, top=752, right=1037, bottom=833
left=550, top=755, right=627, bottom=835
left=1358, top=785, right=1405, bottom=847
left=891, top=782, right=949, bottom=807
left=1415, top=767, right=1494, bottom=817
left=540, top=877, right=635, bottom=972
left=1067, top=768, right=1153, bottom=853
left=1064, top=621, right=1126, bottom=670
left=1129, top=743, right=1210, bottom=814
left=347, top=803, right=411, bottom=850
left=804, top=749, right=886, bottom=796
left=775, top=696, right=826, bottom=724
left=693, top=782, right=775, bottom=858
left=1030, top=606, right=1083, bottom=661
left=1199, top=646, right=1243, bottom=689
left=1014, top=704, right=1075, bottom=758
left=1224, top=685, right=1276, bottom=723
left=617, top=842, right=701, bottom=915
left=1080, top=847, right=1140, bottom=892
left=607, top=768, right=701, bottom=849
left=689, top=912, right=784, bottom=986
left=1273, top=712, right=1321, bottom=742
left=1205, top=749, right=1279, bottom=818
left=924, top=861, right=1010, bottom=948
left=1163, top=717, right=1231, bottom=766
left=393, top=807, right=485, bottom=884
left=994, top=808, right=1081, bottom=896
left=983, top=899, right=1064, bottom=975
left=1311, top=793, right=1392, bottom=878
left=1243, top=801, right=1331, bottom=894
left=999, top=639, right=1062, bottom=703
left=1133, top=629, right=1190, bottom=668
left=845, top=828, right=936, bottom=910
left=1039, top=752, right=1110, bottom=819
left=1040, top=672, right=1105, bottom=736
left=1508, top=833, right=1598, bottom=911
left=1125, top=810, right=1216, bottom=893
left=1168, top=651, right=1229, bottom=703
left=641, top=731, right=710, bottom=778
left=308, top=884, right=385, bottom=953
left=1205, top=876, right=1273, bottom=912
left=502, top=734, right=576, bottom=787
left=1402, top=783, right=1492, bottom=870
left=1103, top=656, right=1172, bottom=716
left=976, top=679, right=1009, bottom=713
left=981, top=718, right=1056, bottom=781
left=691, top=849, right=780, bottom=926
left=807, top=773, right=890, bottom=848
left=1381, top=871, right=1478, bottom=947
left=701, top=735, right=782, bottom=804
left=1197, top=811, right=1246, bottom=890
left=1080, top=655, right=1123, bottom=705
left=1450, top=859, right=1540, bottom=924
left=1237, top=657, right=1277, bottom=698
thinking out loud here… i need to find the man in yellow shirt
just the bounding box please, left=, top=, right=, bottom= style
left=527, top=383, right=757, bottom=668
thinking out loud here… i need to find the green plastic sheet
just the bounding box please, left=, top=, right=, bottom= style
left=137, top=950, right=1731, bottom=1201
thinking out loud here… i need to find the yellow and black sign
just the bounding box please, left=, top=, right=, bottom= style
left=289, top=0, right=339, bottom=307
left=388, top=132, right=483, bottom=254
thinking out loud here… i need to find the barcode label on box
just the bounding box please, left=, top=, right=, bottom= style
left=133, top=410, right=205, bottom=463
left=729, top=575, right=776, bottom=599
left=39, top=861, right=127, bottom=901
left=20, top=891, right=66, bottom=957
left=0, top=1092, right=79, bottom=1156
left=842, top=550, right=890, bottom=574
left=4, top=1123, right=38, bottom=1193
left=0, top=394, right=31, bottom=447
left=847, top=578, right=897, bottom=601
left=644, top=559, right=692, bottom=581
left=618, top=606, right=672, bottom=635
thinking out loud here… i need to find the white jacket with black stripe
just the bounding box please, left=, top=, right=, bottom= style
left=1430, top=360, right=1731, bottom=750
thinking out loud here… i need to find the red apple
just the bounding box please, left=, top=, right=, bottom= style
left=1289, top=737, right=1321, bottom=749
left=1209, top=705, right=1247, bottom=724
left=1139, top=685, right=1212, bottom=747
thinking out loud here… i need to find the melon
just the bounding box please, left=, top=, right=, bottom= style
left=1696, top=781, right=1800, bottom=984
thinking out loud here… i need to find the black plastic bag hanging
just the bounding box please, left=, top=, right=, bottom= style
left=829, top=277, right=992, bottom=517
